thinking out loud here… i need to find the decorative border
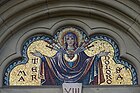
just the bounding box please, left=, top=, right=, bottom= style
left=3, top=33, right=138, bottom=86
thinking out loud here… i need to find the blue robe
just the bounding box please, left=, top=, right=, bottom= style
left=40, top=51, right=105, bottom=85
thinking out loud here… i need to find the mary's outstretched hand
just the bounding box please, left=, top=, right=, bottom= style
left=30, top=50, right=43, bottom=58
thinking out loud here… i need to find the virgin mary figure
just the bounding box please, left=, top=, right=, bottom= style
left=32, top=28, right=108, bottom=85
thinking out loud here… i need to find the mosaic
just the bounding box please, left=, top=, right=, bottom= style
left=3, top=26, right=138, bottom=86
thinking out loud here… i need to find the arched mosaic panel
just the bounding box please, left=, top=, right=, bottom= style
left=3, top=26, right=138, bottom=86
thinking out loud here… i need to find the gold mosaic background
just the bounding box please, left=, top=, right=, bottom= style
left=85, top=40, right=132, bottom=85
left=10, top=40, right=132, bottom=85
left=10, top=40, right=57, bottom=85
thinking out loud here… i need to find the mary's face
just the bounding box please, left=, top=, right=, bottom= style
left=65, top=34, right=75, bottom=46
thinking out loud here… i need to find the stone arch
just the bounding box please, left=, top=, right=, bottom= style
left=0, top=0, right=140, bottom=91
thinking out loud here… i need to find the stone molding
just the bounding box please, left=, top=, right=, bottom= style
left=0, top=1, right=140, bottom=92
